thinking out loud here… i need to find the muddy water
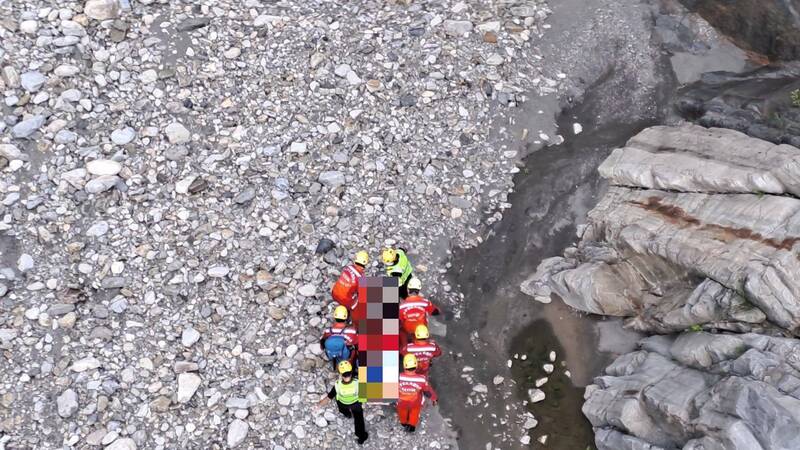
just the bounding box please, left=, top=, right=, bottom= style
left=435, top=89, right=655, bottom=449
left=508, top=319, right=593, bottom=449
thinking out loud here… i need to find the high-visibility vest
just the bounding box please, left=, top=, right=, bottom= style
left=335, top=378, right=359, bottom=405
left=385, top=249, right=413, bottom=285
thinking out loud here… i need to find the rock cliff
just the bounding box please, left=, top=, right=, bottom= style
left=586, top=332, right=800, bottom=450
left=523, top=124, right=800, bottom=449
left=675, top=64, right=800, bottom=147
left=679, top=0, right=800, bottom=61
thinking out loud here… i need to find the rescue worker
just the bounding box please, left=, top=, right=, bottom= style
left=399, top=278, right=440, bottom=347
left=320, top=305, right=358, bottom=370
left=401, top=324, right=442, bottom=376
left=382, top=247, right=414, bottom=299
left=332, top=251, right=369, bottom=310
left=397, top=354, right=437, bottom=432
left=318, top=361, right=369, bottom=445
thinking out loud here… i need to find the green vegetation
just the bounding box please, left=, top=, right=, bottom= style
left=733, top=344, right=749, bottom=358
left=768, top=112, right=786, bottom=130
left=791, top=89, right=800, bottom=107
left=689, top=324, right=703, bottom=332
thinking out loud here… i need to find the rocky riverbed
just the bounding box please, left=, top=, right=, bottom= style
left=4, top=0, right=800, bottom=449
left=0, top=0, right=562, bottom=449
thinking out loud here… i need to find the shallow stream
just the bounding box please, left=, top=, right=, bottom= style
left=436, top=91, right=654, bottom=449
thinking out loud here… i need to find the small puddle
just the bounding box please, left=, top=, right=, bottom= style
left=509, top=319, right=594, bottom=450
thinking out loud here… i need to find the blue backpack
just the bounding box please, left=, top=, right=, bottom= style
left=324, top=335, right=351, bottom=362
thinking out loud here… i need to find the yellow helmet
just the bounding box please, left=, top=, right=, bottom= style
left=354, top=250, right=369, bottom=266
left=415, top=324, right=429, bottom=340
left=382, top=248, right=397, bottom=265
left=338, top=360, right=353, bottom=374
left=403, top=353, right=418, bottom=370
left=333, top=305, right=349, bottom=321
left=407, top=277, right=422, bottom=291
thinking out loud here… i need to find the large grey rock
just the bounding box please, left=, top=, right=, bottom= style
left=595, top=428, right=666, bottom=450
left=181, top=327, right=200, bottom=347
left=674, top=67, right=800, bottom=147
left=84, top=0, right=121, bottom=21
left=61, top=168, right=87, bottom=188
left=0, top=329, right=17, bottom=344
left=226, top=419, right=249, bottom=448
left=164, top=122, right=191, bottom=144
left=578, top=187, right=800, bottom=330
left=318, top=171, right=345, bottom=188
left=443, top=20, right=473, bottom=36
left=106, top=438, right=137, bottom=450
left=524, top=125, right=800, bottom=449
left=599, top=125, right=800, bottom=196
left=177, top=373, right=201, bottom=403
left=111, top=127, right=136, bottom=145
left=57, top=389, right=79, bottom=417
left=2, top=66, right=20, bottom=88
left=20, top=71, right=46, bottom=93
left=12, top=115, right=45, bottom=139
left=86, top=159, right=122, bottom=176
left=70, top=356, right=101, bottom=372
left=0, top=144, right=23, bottom=161
left=85, top=175, right=121, bottom=194
left=587, top=332, right=800, bottom=450
left=524, top=125, right=800, bottom=334
left=679, top=0, right=800, bottom=60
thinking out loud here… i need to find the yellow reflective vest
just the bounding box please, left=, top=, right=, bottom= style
left=385, top=249, right=413, bottom=285
left=335, top=378, right=360, bottom=405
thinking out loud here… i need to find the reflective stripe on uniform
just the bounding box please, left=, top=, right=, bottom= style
left=345, top=265, right=361, bottom=279
left=400, top=301, right=429, bottom=308
left=408, top=346, right=437, bottom=352
left=399, top=373, right=426, bottom=383
left=328, top=327, right=356, bottom=335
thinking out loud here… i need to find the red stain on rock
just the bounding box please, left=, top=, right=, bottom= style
left=629, top=196, right=800, bottom=252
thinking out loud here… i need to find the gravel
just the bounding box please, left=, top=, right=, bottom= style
left=227, top=419, right=249, bottom=448
left=86, top=159, right=123, bottom=176
left=56, top=389, right=79, bottom=418
left=11, top=115, right=45, bottom=139
left=164, top=122, right=191, bottom=144
left=177, top=373, right=202, bottom=404
left=0, top=0, right=559, bottom=448
left=111, top=127, right=136, bottom=145
left=20, top=71, right=46, bottom=93
left=181, top=326, right=201, bottom=347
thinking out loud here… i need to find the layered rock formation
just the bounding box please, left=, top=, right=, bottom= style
left=678, top=0, right=800, bottom=61
left=524, top=124, right=800, bottom=335
left=586, top=332, right=800, bottom=450
left=523, top=124, right=800, bottom=448
left=675, top=64, right=800, bottom=147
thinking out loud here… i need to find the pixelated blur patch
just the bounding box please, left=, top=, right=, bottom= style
left=356, top=276, right=399, bottom=402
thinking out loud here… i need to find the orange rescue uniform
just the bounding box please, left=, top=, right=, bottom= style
left=320, top=323, right=358, bottom=348
left=401, top=340, right=442, bottom=375
left=331, top=264, right=364, bottom=309
left=397, top=371, right=437, bottom=427
left=399, top=295, right=440, bottom=335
